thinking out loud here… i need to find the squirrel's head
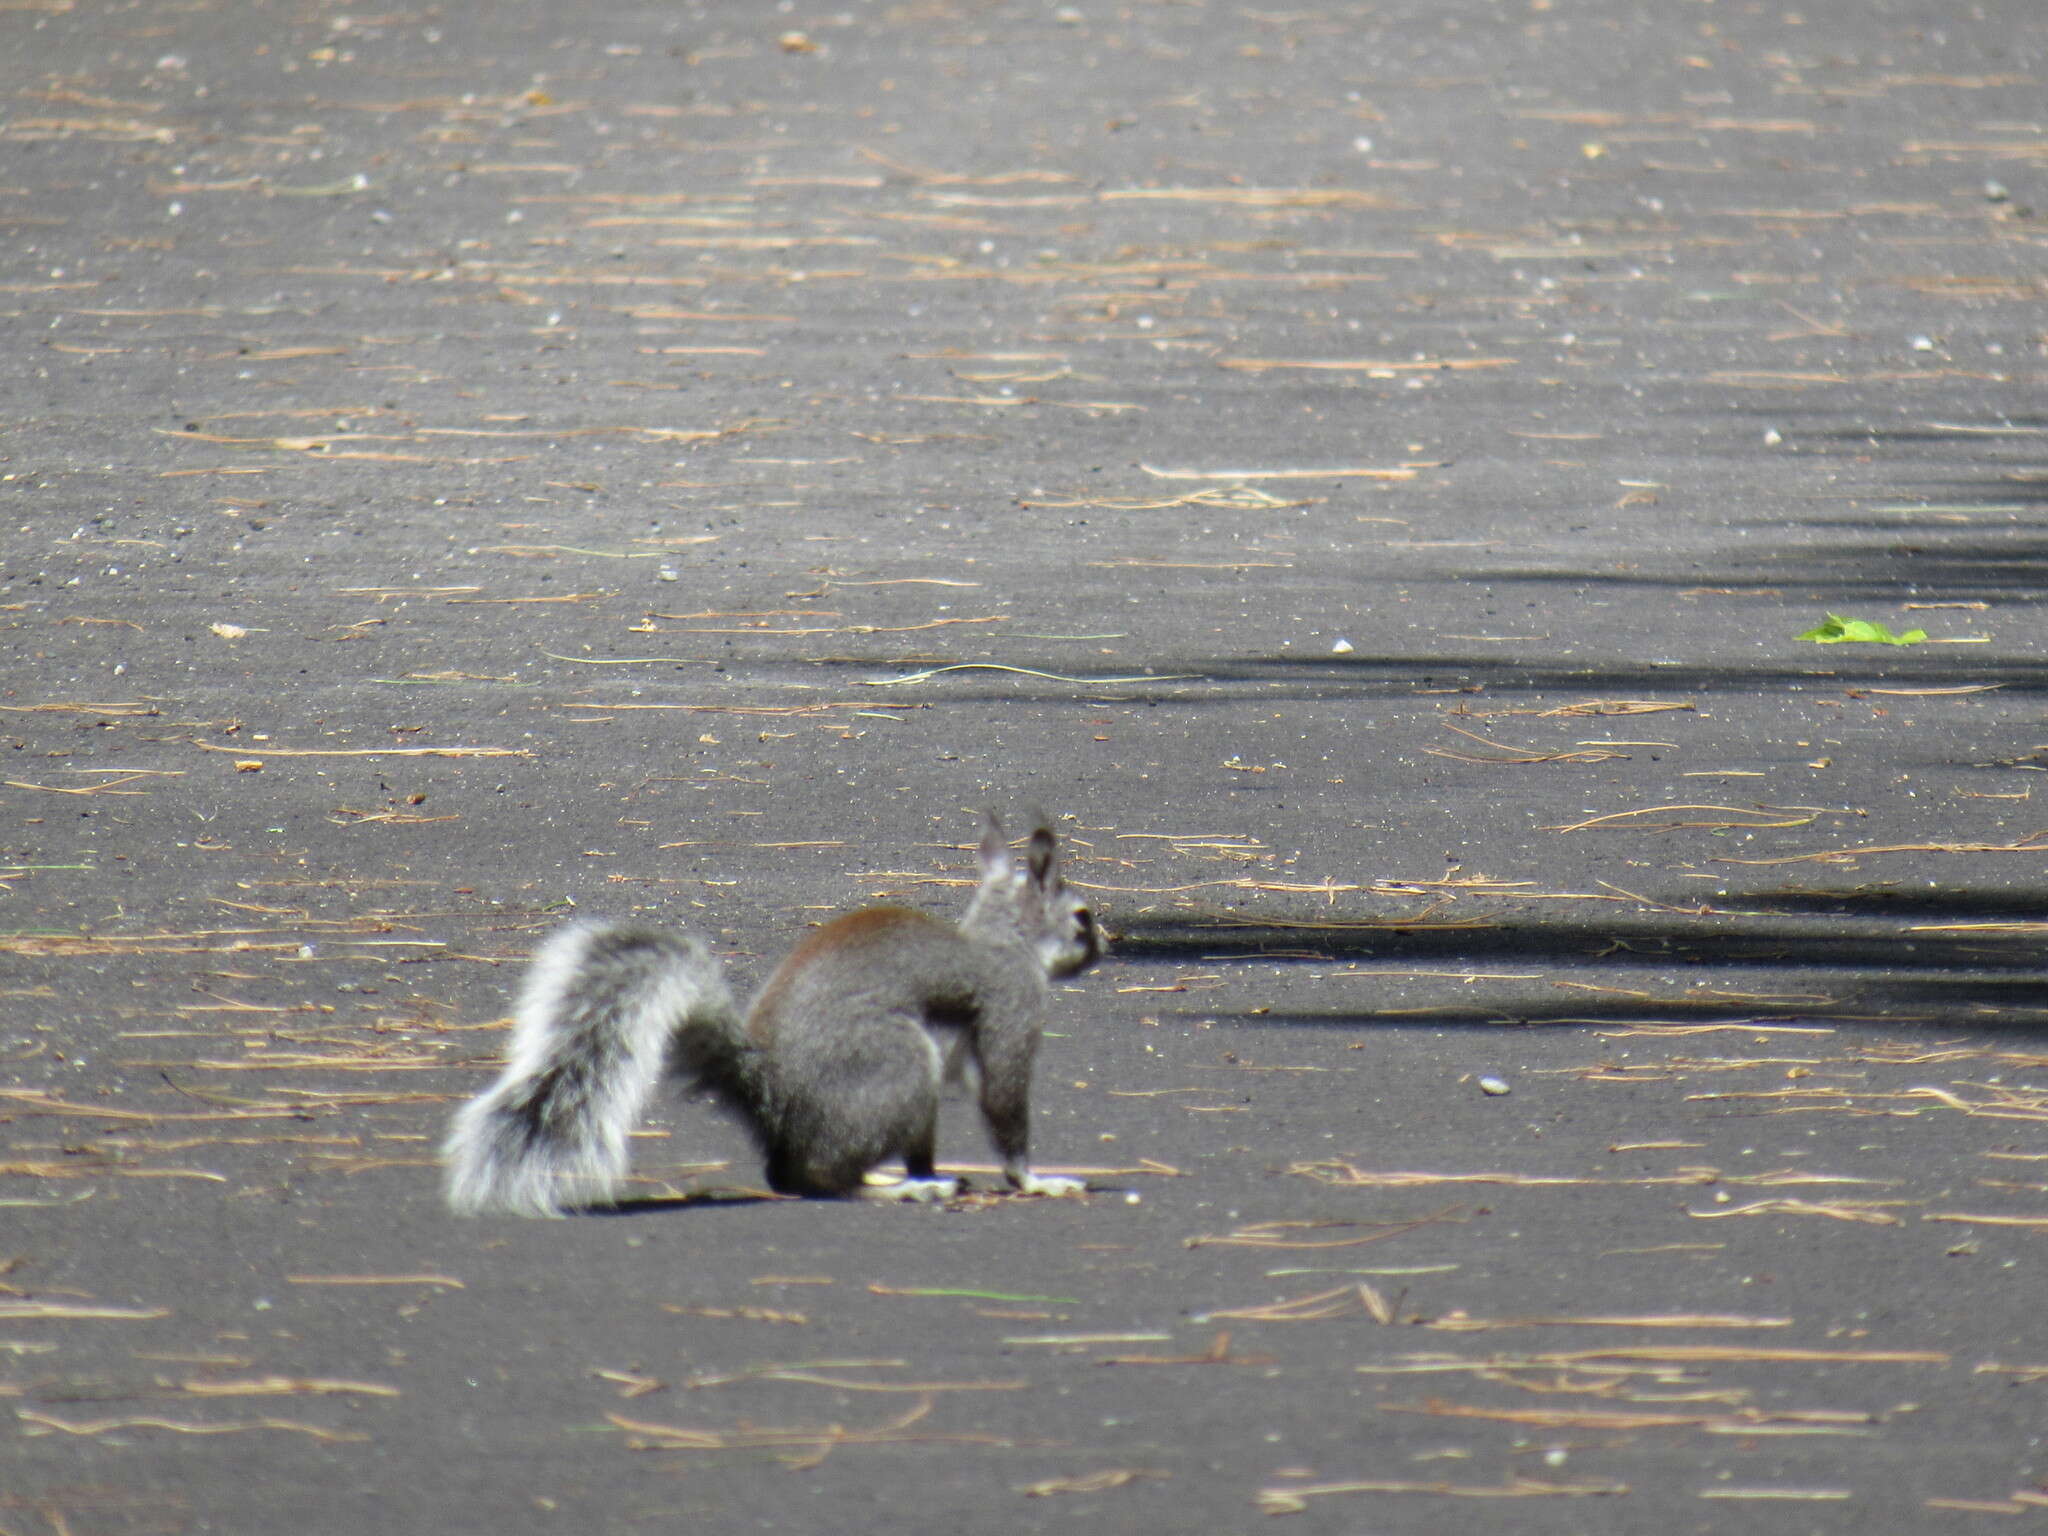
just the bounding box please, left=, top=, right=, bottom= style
left=973, top=811, right=1104, bottom=978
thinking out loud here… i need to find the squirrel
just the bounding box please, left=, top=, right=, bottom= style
left=442, top=813, right=1104, bottom=1217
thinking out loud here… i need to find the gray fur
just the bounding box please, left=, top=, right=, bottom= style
left=441, top=814, right=1103, bottom=1215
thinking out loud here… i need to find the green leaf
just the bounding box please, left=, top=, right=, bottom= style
left=1797, top=613, right=1928, bottom=646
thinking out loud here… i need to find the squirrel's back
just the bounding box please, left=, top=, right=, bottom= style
left=748, top=906, right=1040, bottom=1043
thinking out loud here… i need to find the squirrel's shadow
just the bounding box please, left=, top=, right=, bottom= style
left=584, top=1178, right=1081, bottom=1217
left=584, top=1188, right=787, bottom=1218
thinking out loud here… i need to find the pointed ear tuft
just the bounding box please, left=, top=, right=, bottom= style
left=977, top=810, right=1009, bottom=872
left=1025, top=823, right=1058, bottom=883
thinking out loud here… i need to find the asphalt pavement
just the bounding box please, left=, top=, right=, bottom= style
left=5, top=0, right=2048, bottom=1530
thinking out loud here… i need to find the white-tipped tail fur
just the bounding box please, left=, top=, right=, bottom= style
left=443, top=921, right=740, bottom=1217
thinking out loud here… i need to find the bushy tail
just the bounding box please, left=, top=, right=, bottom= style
left=443, top=921, right=742, bottom=1217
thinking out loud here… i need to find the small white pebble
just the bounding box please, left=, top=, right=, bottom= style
left=1330, top=637, right=1355, bottom=654
left=1478, top=1075, right=1510, bottom=1096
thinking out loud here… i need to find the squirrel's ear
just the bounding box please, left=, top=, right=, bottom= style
left=977, top=811, right=1009, bottom=872
left=1024, top=821, right=1058, bottom=884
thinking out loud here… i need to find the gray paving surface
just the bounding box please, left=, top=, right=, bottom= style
left=5, top=0, right=2048, bottom=1529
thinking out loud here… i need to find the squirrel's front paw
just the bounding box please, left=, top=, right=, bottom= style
left=1010, top=1171, right=1085, bottom=1198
